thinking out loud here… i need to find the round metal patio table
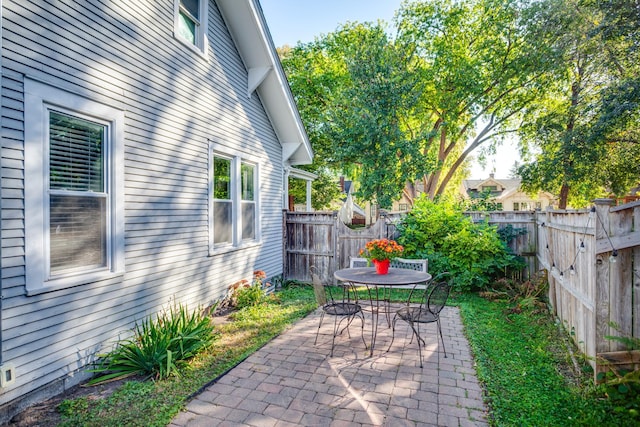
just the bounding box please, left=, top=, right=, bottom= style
left=334, top=267, right=432, bottom=357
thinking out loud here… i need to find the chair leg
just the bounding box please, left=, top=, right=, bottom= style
left=386, top=313, right=399, bottom=352
left=358, top=312, right=368, bottom=350
left=416, top=326, right=424, bottom=368
left=317, top=310, right=368, bottom=357
left=436, top=318, right=447, bottom=358
left=415, top=322, right=426, bottom=346
left=314, top=311, right=325, bottom=345
left=330, top=313, right=341, bottom=357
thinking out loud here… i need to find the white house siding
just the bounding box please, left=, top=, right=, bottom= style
left=0, top=0, right=286, bottom=415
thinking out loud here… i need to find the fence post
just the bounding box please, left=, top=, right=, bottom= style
left=594, top=199, right=615, bottom=355
left=282, top=209, right=288, bottom=283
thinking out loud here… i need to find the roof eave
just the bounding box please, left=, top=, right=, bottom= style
left=215, top=0, right=313, bottom=166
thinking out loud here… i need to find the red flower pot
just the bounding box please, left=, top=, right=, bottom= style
left=373, top=259, right=390, bottom=275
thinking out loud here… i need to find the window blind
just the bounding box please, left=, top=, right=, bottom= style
left=49, top=111, right=104, bottom=192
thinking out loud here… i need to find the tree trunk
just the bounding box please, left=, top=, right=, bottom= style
left=558, top=183, right=570, bottom=209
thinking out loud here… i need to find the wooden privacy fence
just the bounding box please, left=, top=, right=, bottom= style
left=283, top=211, right=398, bottom=284
left=283, top=210, right=536, bottom=282
left=466, top=211, right=538, bottom=278
left=537, top=199, right=640, bottom=377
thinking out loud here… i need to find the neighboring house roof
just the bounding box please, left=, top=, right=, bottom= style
left=217, top=0, right=313, bottom=166
left=461, top=175, right=556, bottom=203
left=461, top=176, right=522, bottom=199
left=344, top=180, right=353, bottom=195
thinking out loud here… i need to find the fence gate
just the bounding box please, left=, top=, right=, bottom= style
left=283, top=212, right=337, bottom=284
left=283, top=211, right=398, bottom=284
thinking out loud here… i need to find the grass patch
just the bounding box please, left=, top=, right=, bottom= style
left=453, top=293, right=639, bottom=426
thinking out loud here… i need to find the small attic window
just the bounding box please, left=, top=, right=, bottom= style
left=483, top=185, right=498, bottom=191
left=175, top=0, right=208, bottom=54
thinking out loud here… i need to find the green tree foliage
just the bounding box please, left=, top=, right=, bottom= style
left=395, top=0, right=554, bottom=199
left=456, top=188, right=503, bottom=212
left=396, top=196, right=524, bottom=291
left=517, top=0, right=640, bottom=208
left=280, top=0, right=554, bottom=208
left=281, top=23, right=425, bottom=208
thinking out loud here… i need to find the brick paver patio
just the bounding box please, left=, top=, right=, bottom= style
left=170, top=305, right=488, bottom=427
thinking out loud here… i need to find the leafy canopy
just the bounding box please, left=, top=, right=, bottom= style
left=280, top=0, right=555, bottom=208
left=517, top=0, right=640, bottom=208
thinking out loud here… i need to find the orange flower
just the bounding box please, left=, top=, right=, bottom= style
left=360, top=239, right=403, bottom=261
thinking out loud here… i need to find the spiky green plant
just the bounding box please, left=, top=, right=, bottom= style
left=88, top=303, right=215, bottom=384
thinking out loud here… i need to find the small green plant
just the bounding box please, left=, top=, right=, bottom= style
left=88, top=302, right=215, bottom=384
left=228, top=270, right=270, bottom=309
left=58, top=396, right=89, bottom=416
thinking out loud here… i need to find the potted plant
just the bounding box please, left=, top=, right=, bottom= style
left=359, top=239, right=404, bottom=274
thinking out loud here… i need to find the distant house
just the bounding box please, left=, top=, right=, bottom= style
left=0, top=0, right=312, bottom=421
left=460, top=174, right=556, bottom=211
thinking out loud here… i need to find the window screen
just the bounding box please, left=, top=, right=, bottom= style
left=49, top=112, right=104, bottom=192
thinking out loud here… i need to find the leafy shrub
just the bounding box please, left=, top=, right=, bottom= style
left=89, top=303, right=215, bottom=384
left=397, top=195, right=524, bottom=291
left=228, top=270, right=270, bottom=309
left=480, top=274, right=549, bottom=313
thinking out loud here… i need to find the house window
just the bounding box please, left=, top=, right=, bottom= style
left=175, top=0, right=208, bottom=53
left=241, top=163, right=256, bottom=240
left=210, top=152, right=259, bottom=252
left=483, top=185, right=498, bottom=192
left=497, top=203, right=503, bottom=211
left=213, top=157, right=232, bottom=244
left=399, top=203, right=408, bottom=211
left=24, top=79, right=124, bottom=294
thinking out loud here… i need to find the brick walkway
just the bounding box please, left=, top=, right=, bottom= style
left=170, top=305, right=488, bottom=427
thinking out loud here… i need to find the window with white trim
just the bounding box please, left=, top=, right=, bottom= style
left=174, top=0, right=208, bottom=53
left=241, top=162, right=256, bottom=240
left=24, top=79, right=125, bottom=294
left=210, top=152, right=259, bottom=252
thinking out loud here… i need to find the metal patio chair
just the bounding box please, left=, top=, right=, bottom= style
left=387, top=273, right=451, bottom=368
left=312, top=272, right=367, bottom=357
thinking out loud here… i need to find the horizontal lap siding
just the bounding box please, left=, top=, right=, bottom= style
left=0, top=0, right=284, bottom=408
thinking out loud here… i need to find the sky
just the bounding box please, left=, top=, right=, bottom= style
left=259, top=0, right=521, bottom=179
